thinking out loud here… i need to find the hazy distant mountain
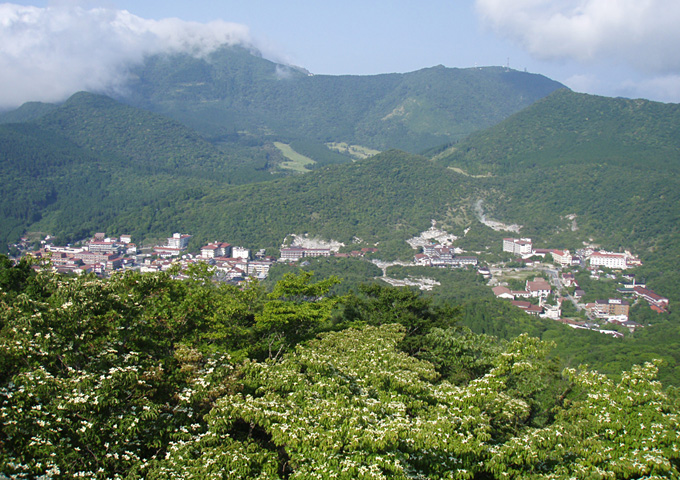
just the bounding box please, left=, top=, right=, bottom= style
left=120, top=45, right=566, bottom=152
left=0, top=101, right=58, bottom=124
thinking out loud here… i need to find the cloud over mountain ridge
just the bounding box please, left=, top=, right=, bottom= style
left=0, top=3, right=253, bottom=109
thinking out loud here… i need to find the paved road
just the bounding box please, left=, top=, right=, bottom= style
left=542, top=267, right=582, bottom=312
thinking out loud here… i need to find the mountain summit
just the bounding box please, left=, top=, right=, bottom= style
left=120, top=45, right=566, bottom=152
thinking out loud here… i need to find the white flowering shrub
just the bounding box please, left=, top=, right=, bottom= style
left=156, top=325, right=540, bottom=479
left=0, top=269, right=244, bottom=478
left=488, top=360, right=680, bottom=478
left=1, top=260, right=678, bottom=479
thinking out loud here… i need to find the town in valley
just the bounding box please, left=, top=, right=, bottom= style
left=11, top=228, right=669, bottom=339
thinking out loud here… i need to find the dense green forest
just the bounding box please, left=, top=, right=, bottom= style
left=1, top=258, right=679, bottom=478
left=121, top=45, right=565, bottom=152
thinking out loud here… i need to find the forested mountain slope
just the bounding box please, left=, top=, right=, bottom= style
left=34, top=92, right=237, bottom=179
left=436, top=88, right=680, bottom=174
left=0, top=122, right=108, bottom=244
left=0, top=92, right=280, bottom=247
left=0, top=101, right=58, bottom=124
left=121, top=45, right=566, bottom=152
left=434, top=89, right=680, bottom=298
left=84, top=149, right=473, bottom=256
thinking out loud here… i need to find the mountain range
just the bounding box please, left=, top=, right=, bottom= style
left=0, top=45, right=565, bottom=247
left=1, top=45, right=678, bottom=292
left=119, top=45, right=565, bottom=152
left=2, top=43, right=680, bottom=384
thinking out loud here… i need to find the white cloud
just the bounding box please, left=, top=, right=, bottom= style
left=475, top=0, right=680, bottom=74
left=0, top=3, right=253, bottom=109
left=563, top=71, right=680, bottom=103
left=563, top=73, right=604, bottom=95
left=618, top=75, right=680, bottom=103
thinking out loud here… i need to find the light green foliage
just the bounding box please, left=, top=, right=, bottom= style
left=191, top=325, right=535, bottom=479
left=2, top=259, right=680, bottom=478
left=489, top=360, right=680, bottom=478
left=0, top=268, right=251, bottom=477
left=274, top=142, right=316, bottom=172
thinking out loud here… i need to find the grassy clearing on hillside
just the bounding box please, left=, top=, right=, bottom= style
left=326, top=142, right=381, bottom=160
left=274, top=142, right=316, bottom=172
left=447, top=166, right=493, bottom=178
left=492, top=268, right=544, bottom=290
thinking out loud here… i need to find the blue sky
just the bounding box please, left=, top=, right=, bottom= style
left=2, top=0, right=680, bottom=108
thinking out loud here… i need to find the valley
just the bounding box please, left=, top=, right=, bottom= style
left=2, top=44, right=680, bottom=478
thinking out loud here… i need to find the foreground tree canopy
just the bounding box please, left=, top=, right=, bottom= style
left=0, top=257, right=679, bottom=478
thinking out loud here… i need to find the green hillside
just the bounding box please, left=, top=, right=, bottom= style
left=0, top=122, right=108, bottom=244
left=96, top=150, right=475, bottom=257
left=35, top=92, right=237, bottom=180
left=0, top=92, right=288, bottom=247
left=436, top=89, right=680, bottom=174
left=0, top=101, right=58, bottom=124
left=434, top=89, right=680, bottom=268
left=121, top=45, right=565, bottom=152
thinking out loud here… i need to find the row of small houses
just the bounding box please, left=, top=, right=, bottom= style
left=140, top=256, right=275, bottom=280
left=34, top=233, right=270, bottom=281
left=492, top=280, right=640, bottom=331
left=622, top=285, right=670, bottom=313
left=493, top=281, right=667, bottom=335
left=492, top=278, right=553, bottom=300
left=492, top=278, right=559, bottom=318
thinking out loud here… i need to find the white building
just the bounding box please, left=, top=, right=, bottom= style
left=280, top=247, right=305, bottom=262
left=201, top=244, right=220, bottom=259
left=589, top=251, right=628, bottom=270
left=232, top=246, right=250, bottom=260
left=526, top=278, right=552, bottom=298
left=304, top=248, right=331, bottom=258
left=88, top=241, right=118, bottom=254
left=248, top=261, right=274, bottom=277
left=550, top=249, right=572, bottom=267
left=168, top=233, right=191, bottom=250
left=503, top=238, right=533, bottom=257
left=541, top=304, right=562, bottom=320
left=492, top=286, right=514, bottom=299
left=201, top=242, right=231, bottom=259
